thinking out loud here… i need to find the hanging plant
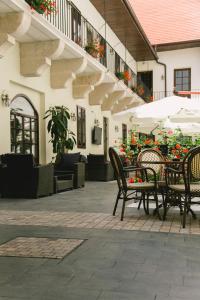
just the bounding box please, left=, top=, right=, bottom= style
left=115, top=71, right=125, bottom=80
left=124, top=70, right=132, bottom=81
left=115, top=71, right=132, bottom=81
left=84, top=39, right=105, bottom=58
left=26, top=0, right=57, bottom=14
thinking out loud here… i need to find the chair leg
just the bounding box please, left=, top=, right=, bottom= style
left=155, top=192, right=162, bottom=220
left=182, top=195, right=187, bottom=228
left=188, top=207, right=196, bottom=219
left=146, top=193, right=150, bottom=215
left=137, top=198, right=142, bottom=210
left=187, top=196, right=196, bottom=219
left=113, top=190, right=120, bottom=216
left=142, top=192, right=149, bottom=215
left=121, top=197, right=126, bottom=221
left=163, top=189, right=171, bottom=221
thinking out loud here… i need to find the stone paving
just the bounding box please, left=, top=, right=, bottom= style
left=0, top=209, right=199, bottom=235
left=0, top=181, right=200, bottom=300
left=0, top=237, right=84, bottom=259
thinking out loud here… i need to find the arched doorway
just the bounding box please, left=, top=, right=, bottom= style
left=10, top=95, right=39, bottom=163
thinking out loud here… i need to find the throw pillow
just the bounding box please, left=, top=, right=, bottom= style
left=87, top=154, right=105, bottom=164
left=60, top=152, right=81, bottom=170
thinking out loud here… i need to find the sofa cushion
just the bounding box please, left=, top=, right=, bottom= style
left=2, top=154, right=35, bottom=170
left=59, top=153, right=81, bottom=170
left=80, top=155, right=87, bottom=163
left=87, top=154, right=106, bottom=165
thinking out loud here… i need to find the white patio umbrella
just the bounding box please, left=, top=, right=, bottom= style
left=164, top=118, right=200, bottom=135
left=115, top=96, right=200, bottom=120
left=169, top=108, right=200, bottom=123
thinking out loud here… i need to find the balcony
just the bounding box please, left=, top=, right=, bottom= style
left=36, top=0, right=149, bottom=102
left=0, top=0, right=152, bottom=112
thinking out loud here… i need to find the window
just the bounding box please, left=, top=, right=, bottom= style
left=10, top=95, right=39, bottom=163
left=137, top=71, right=153, bottom=92
left=77, top=106, right=86, bottom=148
left=174, top=68, right=191, bottom=95
left=122, top=124, right=127, bottom=142
left=86, top=24, right=93, bottom=45
left=71, top=4, right=82, bottom=45
left=115, top=52, right=121, bottom=73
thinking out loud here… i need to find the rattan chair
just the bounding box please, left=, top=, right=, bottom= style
left=109, top=147, right=161, bottom=221
left=165, top=146, right=200, bottom=228
left=137, top=148, right=166, bottom=213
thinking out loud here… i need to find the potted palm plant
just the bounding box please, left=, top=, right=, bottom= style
left=44, top=106, right=76, bottom=160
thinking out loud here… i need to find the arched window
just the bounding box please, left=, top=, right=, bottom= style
left=10, top=95, right=39, bottom=163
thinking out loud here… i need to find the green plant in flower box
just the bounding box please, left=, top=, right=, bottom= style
left=26, top=0, right=57, bottom=14
left=85, top=40, right=104, bottom=58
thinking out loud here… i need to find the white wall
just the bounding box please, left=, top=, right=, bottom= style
left=137, top=47, right=200, bottom=100
left=159, top=47, right=200, bottom=93
left=0, top=43, right=131, bottom=163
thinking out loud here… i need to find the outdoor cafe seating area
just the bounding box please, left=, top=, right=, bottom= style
left=110, top=121, right=200, bottom=229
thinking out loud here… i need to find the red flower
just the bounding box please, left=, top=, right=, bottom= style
left=144, top=139, right=151, bottom=145
left=182, top=148, right=189, bottom=153
left=167, top=130, right=173, bottom=135
left=150, top=96, right=154, bottom=101
left=175, top=144, right=181, bottom=150
left=131, top=138, right=136, bottom=145
left=124, top=71, right=131, bottom=81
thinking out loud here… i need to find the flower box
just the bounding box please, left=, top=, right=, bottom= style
left=25, top=0, right=57, bottom=14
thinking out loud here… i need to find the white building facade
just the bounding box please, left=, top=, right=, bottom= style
left=0, top=0, right=157, bottom=163
left=1, top=0, right=199, bottom=163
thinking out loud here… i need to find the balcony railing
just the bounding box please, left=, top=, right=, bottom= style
left=25, top=0, right=153, bottom=102
left=148, top=90, right=200, bottom=102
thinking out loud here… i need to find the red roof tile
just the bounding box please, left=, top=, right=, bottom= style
left=128, top=0, right=200, bottom=45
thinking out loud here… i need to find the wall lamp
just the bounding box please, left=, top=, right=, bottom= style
left=70, top=112, right=76, bottom=121
left=94, top=118, right=100, bottom=127
left=115, top=125, right=119, bottom=132
left=1, top=90, right=10, bottom=107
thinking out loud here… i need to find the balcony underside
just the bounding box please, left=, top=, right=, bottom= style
left=0, top=0, right=145, bottom=113
left=90, top=0, right=157, bottom=61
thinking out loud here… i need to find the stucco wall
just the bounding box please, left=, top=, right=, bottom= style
left=137, top=47, right=200, bottom=100
left=0, top=43, right=131, bottom=164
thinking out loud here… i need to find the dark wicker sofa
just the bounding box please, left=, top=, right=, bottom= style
left=0, top=154, right=54, bottom=198
left=86, top=154, right=114, bottom=181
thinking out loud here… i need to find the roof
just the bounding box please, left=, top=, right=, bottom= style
left=128, top=0, right=200, bottom=46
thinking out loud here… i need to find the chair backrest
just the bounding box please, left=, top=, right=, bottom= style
left=137, top=148, right=165, bottom=180
left=55, top=153, right=81, bottom=170
left=109, top=147, right=127, bottom=190
left=184, top=146, right=200, bottom=182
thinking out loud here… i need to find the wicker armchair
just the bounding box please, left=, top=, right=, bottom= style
left=54, top=153, right=85, bottom=189
left=165, top=146, right=200, bottom=228
left=109, top=147, right=161, bottom=221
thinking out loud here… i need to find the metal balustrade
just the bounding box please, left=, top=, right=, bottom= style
left=24, top=0, right=153, bottom=102
left=26, top=1, right=200, bottom=104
